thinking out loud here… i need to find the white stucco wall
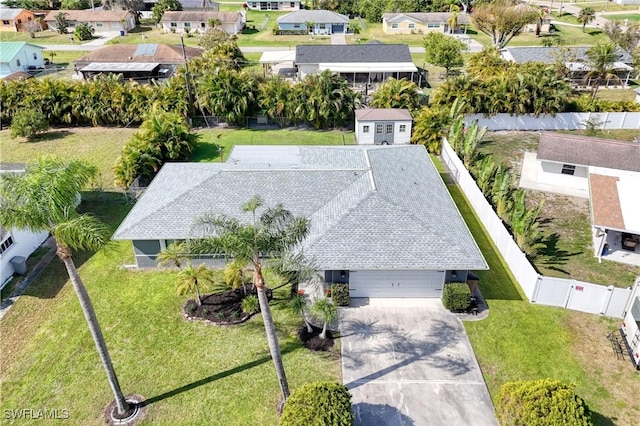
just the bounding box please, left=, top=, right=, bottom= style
left=163, top=20, right=242, bottom=34
left=0, top=229, right=48, bottom=287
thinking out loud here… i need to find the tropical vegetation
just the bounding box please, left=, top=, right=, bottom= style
left=310, top=298, right=337, bottom=339
left=370, top=77, right=425, bottom=112
left=423, top=31, right=467, bottom=74
left=10, top=108, right=48, bottom=140
left=280, top=382, right=353, bottom=426
left=470, top=0, right=540, bottom=48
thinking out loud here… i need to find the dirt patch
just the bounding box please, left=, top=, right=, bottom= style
left=478, top=131, right=540, bottom=173
left=564, top=311, right=640, bottom=426
left=183, top=287, right=272, bottom=325
left=298, top=325, right=335, bottom=352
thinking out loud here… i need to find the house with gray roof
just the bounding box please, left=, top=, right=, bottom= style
left=382, top=12, right=471, bottom=34
left=501, top=46, right=634, bottom=87
left=113, top=145, right=487, bottom=298
left=245, top=0, right=301, bottom=11
left=276, top=10, right=349, bottom=35
left=294, top=44, right=422, bottom=87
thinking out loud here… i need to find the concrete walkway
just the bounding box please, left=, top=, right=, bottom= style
left=340, top=298, right=498, bottom=426
left=41, top=30, right=123, bottom=52
left=0, top=237, right=57, bottom=321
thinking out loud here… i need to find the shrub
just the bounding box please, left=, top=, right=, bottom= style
left=74, top=22, right=94, bottom=41
left=442, top=282, right=470, bottom=311
left=10, top=109, right=48, bottom=140
left=241, top=295, right=259, bottom=314
left=497, top=379, right=592, bottom=426
left=280, top=382, right=353, bottom=426
left=331, top=283, right=350, bottom=307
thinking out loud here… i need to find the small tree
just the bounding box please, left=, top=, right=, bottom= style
left=175, top=262, right=214, bottom=306
left=470, top=0, right=539, bottom=48
left=290, top=293, right=313, bottom=333
left=280, top=382, right=353, bottom=426
left=442, top=283, right=471, bottom=311
left=10, top=109, right=49, bottom=140
left=423, top=32, right=467, bottom=74
left=310, top=297, right=337, bottom=339
left=578, top=7, right=596, bottom=33
left=23, top=19, right=42, bottom=38
left=497, top=379, right=592, bottom=426
left=152, top=0, right=182, bottom=23
left=54, top=12, right=69, bottom=34
left=74, top=22, right=95, bottom=41
left=157, top=242, right=189, bottom=269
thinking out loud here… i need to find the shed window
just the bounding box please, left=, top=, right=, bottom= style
left=399, top=124, right=406, bottom=132
left=0, top=235, right=15, bottom=255
left=2, top=20, right=9, bottom=25
left=391, top=23, right=398, bottom=29
left=376, top=124, right=383, bottom=134
left=16, top=59, right=21, bottom=66
left=386, top=123, right=393, bottom=133
left=561, top=164, right=576, bottom=175
left=363, top=125, right=370, bottom=133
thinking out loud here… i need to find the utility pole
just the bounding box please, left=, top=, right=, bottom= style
left=180, top=34, right=195, bottom=117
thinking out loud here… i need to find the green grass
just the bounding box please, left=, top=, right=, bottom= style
left=444, top=179, right=640, bottom=426
left=575, top=1, right=640, bottom=12
left=0, top=193, right=341, bottom=425
left=607, top=13, right=640, bottom=22
left=0, top=30, right=78, bottom=44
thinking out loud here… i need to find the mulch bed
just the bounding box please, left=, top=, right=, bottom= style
left=183, top=287, right=271, bottom=326
left=298, top=325, right=335, bottom=352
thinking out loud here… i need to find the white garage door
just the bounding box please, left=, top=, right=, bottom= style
left=349, top=270, right=445, bottom=298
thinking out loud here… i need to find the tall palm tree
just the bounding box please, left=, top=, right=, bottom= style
left=447, top=9, right=459, bottom=34
left=578, top=7, right=596, bottom=33
left=585, top=42, right=621, bottom=100
left=193, top=196, right=310, bottom=403
left=176, top=262, right=214, bottom=306
left=0, top=156, right=130, bottom=416
left=310, top=297, right=337, bottom=339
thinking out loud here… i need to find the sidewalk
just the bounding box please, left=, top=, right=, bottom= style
left=0, top=237, right=57, bottom=321
left=42, top=30, right=122, bottom=52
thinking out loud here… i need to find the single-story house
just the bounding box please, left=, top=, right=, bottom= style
left=113, top=145, right=488, bottom=298
left=294, top=44, right=422, bottom=87
left=621, top=282, right=640, bottom=369
left=276, top=10, right=349, bottom=35
left=0, top=164, right=49, bottom=288
left=590, top=173, right=640, bottom=267
left=160, top=11, right=244, bottom=34
left=44, top=10, right=136, bottom=34
left=0, top=8, right=44, bottom=32
left=1, top=70, right=34, bottom=81
left=355, top=108, right=412, bottom=145
left=382, top=12, right=471, bottom=34
left=73, top=43, right=203, bottom=80
left=501, top=46, right=634, bottom=87
left=0, top=42, right=44, bottom=78
left=245, top=0, right=301, bottom=11
left=520, top=132, right=640, bottom=198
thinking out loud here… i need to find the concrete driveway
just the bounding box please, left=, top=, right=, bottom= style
left=340, top=298, right=498, bottom=426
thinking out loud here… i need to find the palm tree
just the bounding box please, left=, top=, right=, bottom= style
left=585, top=42, right=621, bottom=101
left=157, top=241, right=188, bottom=269
left=304, top=20, right=315, bottom=34
left=370, top=78, right=423, bottom=112
left=510, top=189, right=545, bottom=255
left=447, top=9, right=459, bottom=34
left=290, top=293, right=313, bottom=333
left=176, top=262, right=214, bottom=306
left=0, top=156, right=130, bottom=416
left=193, top=196, right=310, bottom=402
left=578, top=7, right=595, bottom=32
left=310, top=298, right=337, bottom=339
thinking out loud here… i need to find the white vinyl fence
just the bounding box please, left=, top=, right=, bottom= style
left=465, top=112, right=640, bottom=131
left=441, top=138, right=634, bottom=318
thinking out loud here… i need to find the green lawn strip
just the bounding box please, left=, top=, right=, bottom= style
left=594, top=88, right=637, bottom=103
left=0, top=195, right=340, bottom=425
left=0, top=30, right=76, bottom=44
left=445, top=182, right=619, bottom=422
left=575, top=2, right=640, bottom=12
left=607, top=13, right=640, bottom=22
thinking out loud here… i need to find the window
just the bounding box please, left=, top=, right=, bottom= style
left=170, top=22, right=177, bottom=27
left=399, top=124, right=406, bottom=132
left=201, top=22, right=206, bottom=28
left=363, top=125, right=370, bottom=133
left=184, top=22, right=191, bottom=27
left=408, top=23, right=415, bottom=29
left=318, top=23, right=325, bottom=29
left=2, top=20, right=9, bottom=25
left=293, top=23, right=300, bottom=28
left=427, top=23, right=440, bottom=29
left=376, top=124, right=383, bottom=134
left=251, top=2, right=257, bottom=7
left=17, top=19, right=22, bottom=24
left=96, top=22, right=103, bottom=27
left=16, top=59, right=21, bottom=66
left=0, top=235, right=14, bottom=255
left=111, top=22, right=119, bottom=28
left=385, top=123, right=393, bottom=133
left=561, top=164, right=576, bottom=175
left=33, top=52, right=37, bottom=59
left=391, top=23, right=398, bottom=29
left=290, top=2, right=295, bottom=7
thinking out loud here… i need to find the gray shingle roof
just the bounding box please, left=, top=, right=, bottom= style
left=113, top=145, right=487, bottom=270
left=0, top=8, right=24, bottom=20
left=502, top=46, right=633, bottom=65
left=277, top=10, right=348, bottom=24
left=355, top=108, right=412, bottom=121
left=295, top=44, right=412, bottom=64
left=537, top=132, right=640, bottom=172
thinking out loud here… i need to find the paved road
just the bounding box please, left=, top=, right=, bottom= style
left=341, top=298, right=498, bottom=426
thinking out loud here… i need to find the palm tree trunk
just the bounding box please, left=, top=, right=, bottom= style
left=320, top=322, right=327, bottom=339
left=195, top=281, right=202, bottom=306
left=304, top=317, right=313, bottom=333
left=59, top=251, right=129, bottom=416
left=254, top=263, right=290, bottom=402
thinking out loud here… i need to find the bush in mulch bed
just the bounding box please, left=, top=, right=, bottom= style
left=298, top=325, right=335, bottom=352
left=183, top=287, right=272, bottom=325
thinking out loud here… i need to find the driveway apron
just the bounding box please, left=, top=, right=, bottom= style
left=340, top=298, right=498, bottom=426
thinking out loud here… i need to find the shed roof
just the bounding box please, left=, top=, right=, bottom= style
left=382, top=12, right=471, bottom=24
left=1, top=71, right=33, bottom=81
left=589, top=173, right=640, bottom=234
left=159, top=11, right=240, bottom=23
left=0, top=42, right=44, bottom=63
left=113, top=145, right=487, bottom=271
left=537, top=133, right=640, bottom=172
left=295, top=44, right=412, bottom=64
left=0, top=8, right=25, bottom=20
left=44, top=9, right=132, bottom=22
left=277, top=10, right=349, bottom=24
left=355, top=108, right=412, bottom=121
left=75, top=43, right=203, bottom=64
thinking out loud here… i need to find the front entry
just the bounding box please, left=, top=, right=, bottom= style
left=374, top=122, right=394, bottom=145
left=349, top=270, right=445, bottom=298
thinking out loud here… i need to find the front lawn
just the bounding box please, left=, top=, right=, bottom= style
left=607, top=13, right=640, bottom=22
left=445, top=181, right=640, bottom=426
left=0, top=193, right=341, bottom=425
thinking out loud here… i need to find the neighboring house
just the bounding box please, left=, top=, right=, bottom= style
left=0, top=42, right=44, bottom=78
left=113, top=145, right=487, bottom=298
left=0, top=8, right=42, bottom=32
left=276, top=10, right=349, bottom=35
left=355, top=108, right=412, bottom=145
left=160, top=11, right=244, bottom=34
left=44, top=10, right=136, bottom=34
left=382, top=12, right=471, bottom=34
left=621, top=281, right=640, bottom=369
left=245, top=0, right=301, bottom=11
left=294, top=44, right=422, bottom=87
left=523, top=12, right=552, bottom=34
left=74, top=43, right=203, bottom=80
left=0, top=164, right=49, bottom=288
left=501, top=46, right=634, bottom=87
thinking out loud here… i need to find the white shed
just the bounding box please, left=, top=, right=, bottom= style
left=355, top=108, right=412, bottom=145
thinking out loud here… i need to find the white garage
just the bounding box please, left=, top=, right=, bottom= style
left=348, top=270, right=445, bottom=298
